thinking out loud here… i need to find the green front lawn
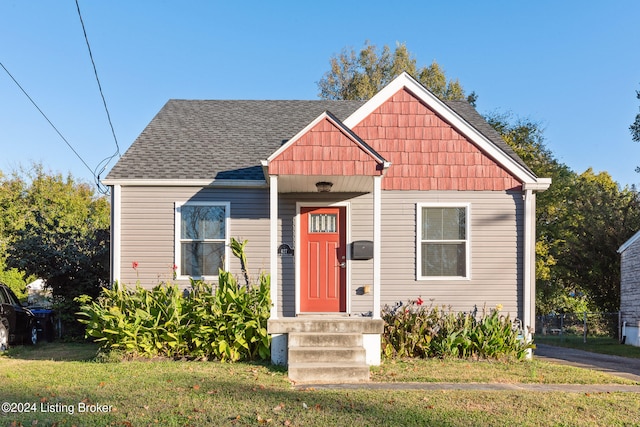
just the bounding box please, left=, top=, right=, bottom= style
left=1, top=343, right=639, bottom=426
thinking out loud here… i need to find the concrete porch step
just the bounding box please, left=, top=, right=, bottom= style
left=288, top=362, right=370, bottom=383
left=268, top=317, right=384, bottom=334
left=289, top=346, right=366, bottom=364
left=288, top=332, right=363, bottom=347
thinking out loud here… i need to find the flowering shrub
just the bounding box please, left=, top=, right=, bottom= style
left=382, top=299, right=533, bottom=360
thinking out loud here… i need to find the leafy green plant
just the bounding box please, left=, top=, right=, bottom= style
left=382, top=300, right=533, bottom=361
left=76, top=243, right=271, bottom=361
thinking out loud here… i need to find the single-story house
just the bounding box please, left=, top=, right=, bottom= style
left=103, top=72, right=550, bottom=381
left=618, top=230, right=640, bottom=347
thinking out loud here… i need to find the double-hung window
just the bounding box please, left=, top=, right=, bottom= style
left=175, top=202, right=229, bottom=279
left=417, top=203, right=469, bottom=279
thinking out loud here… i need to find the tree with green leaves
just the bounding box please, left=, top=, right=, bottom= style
left=317, top=42, right=476, bottom=104
left=485, top=114, right=640, bottom=314
left=1, top=165, right=110, bottom=335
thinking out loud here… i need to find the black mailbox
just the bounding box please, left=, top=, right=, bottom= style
left=351, top=240, right=374, bottom=260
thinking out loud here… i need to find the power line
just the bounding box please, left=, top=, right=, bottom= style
left=0, top=60, right=96, bottom=177
left=75, top=0, right=120, bottom=193
left=75, top=0, right=120, bottom=156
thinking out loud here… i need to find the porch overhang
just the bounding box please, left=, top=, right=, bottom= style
left=261, top=110, right=390, bottom=191
left=263, top=111, right=389, bottom=331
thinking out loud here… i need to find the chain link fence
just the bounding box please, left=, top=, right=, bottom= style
left=536, top=312, right=621, bottom=343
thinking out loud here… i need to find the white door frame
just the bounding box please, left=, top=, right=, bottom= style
left=295, top=201, right=351, bottom=315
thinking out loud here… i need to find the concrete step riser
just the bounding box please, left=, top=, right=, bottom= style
left=288, top=365, right=370, bottom=383
left=289, top=333, right=362, bottom=348
left=289, top=347, right=366, bottom=364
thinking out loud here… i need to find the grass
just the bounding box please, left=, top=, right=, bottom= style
left=535, top=334, right=640, bottom=359
left=1, top=342, right=639, bottom=426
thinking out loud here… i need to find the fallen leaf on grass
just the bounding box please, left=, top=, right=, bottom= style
left=257, top=415, right=272, bottom=424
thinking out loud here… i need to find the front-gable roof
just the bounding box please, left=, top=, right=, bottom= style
left=343, top=72, right=539, bottom=186
left=267, top=111, right=388, bottom=176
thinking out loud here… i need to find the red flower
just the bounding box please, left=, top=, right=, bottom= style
left=132, top=261, right=139, bottom=270
left=416, top=297, right=424, bottom=306
left=172, top=264, right=178, bottom=271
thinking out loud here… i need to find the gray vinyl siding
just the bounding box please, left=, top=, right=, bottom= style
left=379, top=190, right=524, bottom=319
left=118, top=186, right=524, bottom=320
left=119, top=186, right=270, bottom=288
left=621, top=239, right=640, bottom=324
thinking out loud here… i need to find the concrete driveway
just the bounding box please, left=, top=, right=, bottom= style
left=534, top=343, right=640, bottom=382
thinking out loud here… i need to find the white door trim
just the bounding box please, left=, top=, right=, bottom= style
left=295, top=201, right=351, bottom=315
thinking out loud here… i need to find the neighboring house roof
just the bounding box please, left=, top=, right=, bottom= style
left=105, top=76, right=537, bottom=184
left=618, top=230, right=640, bottom=254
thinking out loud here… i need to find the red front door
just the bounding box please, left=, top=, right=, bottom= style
left=300, top=206, right=347, bottom=312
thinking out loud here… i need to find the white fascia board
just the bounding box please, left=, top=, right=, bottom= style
left=266, top=111, right=387, bottom=165
left=101, top=178, right=267, bottom=188
left=618, top=229, right=640, bottom=254
left=523, top=178, right=552, bottom=192
left=343, top=72, right=541, bottom=185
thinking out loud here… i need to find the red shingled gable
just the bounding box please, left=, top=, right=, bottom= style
left=352, top=89, right=522, bottom=191
left=269, top=116, right=384, bottom=176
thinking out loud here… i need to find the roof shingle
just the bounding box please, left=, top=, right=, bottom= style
left=106, top=98, right=534, bottom=181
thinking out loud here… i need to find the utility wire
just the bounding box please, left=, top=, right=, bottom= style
left=75, top=0, right=120, bottom=193
left=0, top=60, right=95, bottom=177
left=75, top=0, right=120, bottom=156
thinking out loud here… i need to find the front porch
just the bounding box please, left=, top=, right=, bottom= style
left=261, top=111, right=390, bottom=380
left=268, top=317, right=384, bottom=383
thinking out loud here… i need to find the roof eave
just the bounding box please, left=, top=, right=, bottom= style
left=102, top=178, right=268, bottom=188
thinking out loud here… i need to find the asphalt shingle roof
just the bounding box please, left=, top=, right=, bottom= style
left=106, top=98, right=534, bottom=181
left=106, top=100, right=365, bottom=181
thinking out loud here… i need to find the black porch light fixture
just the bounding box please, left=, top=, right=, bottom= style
left=315, top=181, right=333, bottom=192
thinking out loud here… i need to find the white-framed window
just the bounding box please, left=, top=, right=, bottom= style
left=175, top=201, right=230, bottom=279
left=417, top=203, right=470, bottom=280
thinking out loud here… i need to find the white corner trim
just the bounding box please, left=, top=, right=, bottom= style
left=269, top=176, right=279, bottom=319
left=373, top=175, right=382, bottom=319
left=111, top=184, right=121, bottom=284
left=523, top=189, right=535, bottom=338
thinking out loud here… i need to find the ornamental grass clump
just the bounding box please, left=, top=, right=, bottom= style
left=382, top=300, right=533, bottom=361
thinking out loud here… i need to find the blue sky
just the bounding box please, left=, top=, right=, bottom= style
left=1, top=1, right=639, bottom=188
